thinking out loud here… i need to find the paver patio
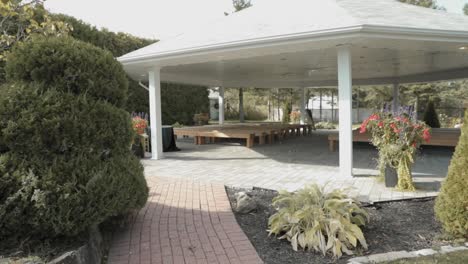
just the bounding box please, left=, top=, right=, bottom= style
left=107, top=176, right=263, bottom=264
left=108, top=130, right=454, bottom=264
left=143, top=131, right=453, bottom=203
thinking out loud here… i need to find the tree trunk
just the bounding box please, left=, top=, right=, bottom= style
left=267, top=98, right=271, bottom=121
left=319, top=89, right=323, bottom=122
left=356, top=90, right=359, bottom=123
left=239, top=88, right=245, bottom=123
left=277, top=88, right=280, bottom=121
left=268, top=89, right=272, bottom=120
left=331, top=90, right=334, bottom=122
left=414, top=95, right=419, bottom=120
left=290, top=88, right=293, bottom=109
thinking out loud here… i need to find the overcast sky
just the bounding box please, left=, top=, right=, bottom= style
left=45, top=0, right=467, bottom=40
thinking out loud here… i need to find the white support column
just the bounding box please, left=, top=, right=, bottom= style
left=337, top=46, right=353, bottom=178
left=218, top=86, right=225, bottom=125
left=148, top=68, right=163, bottom=160
left=300, top=87, right=306, bottom=124
left=392, top=83, right=400, bottom=114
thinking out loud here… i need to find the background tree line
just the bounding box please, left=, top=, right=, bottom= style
left=0, top=0, right=209, bottom=125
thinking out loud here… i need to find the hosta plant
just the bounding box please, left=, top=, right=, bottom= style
left=268, top=184, right=369, bottom=258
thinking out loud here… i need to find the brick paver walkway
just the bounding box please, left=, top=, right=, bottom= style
left=107, top=176, right=263, bottom=264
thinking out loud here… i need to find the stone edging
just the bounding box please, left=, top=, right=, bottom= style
left=48, top=225, right=105, bottom=264
left=348, top=243, right=468, bottom=264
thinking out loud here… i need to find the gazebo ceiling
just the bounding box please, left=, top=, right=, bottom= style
left=119, top=0, right=468, bottom=87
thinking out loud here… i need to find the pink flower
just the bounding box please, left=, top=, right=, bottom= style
left=360, top=121, right=368, bottom=133
left=390, top=123, right=400, bottom=133
left=423, top=128, right=431, bottom=143
left=369, top=114, right=380, bottom=121
left=378, top=121, right=384, bottom=127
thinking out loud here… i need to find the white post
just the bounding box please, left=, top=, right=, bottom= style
left=300, top=87, right=306, bottom=124
left=392, top=83, right=399, bottom=113
left=337, top=46, right=353, bottom=178
left=218, top=86, right=225, bottom=125
left=148, top=68, right=163, bottom=160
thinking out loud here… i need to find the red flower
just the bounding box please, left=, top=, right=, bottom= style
left=423, top=128, right=431, bottom=143
left=369, top=114, right=379, bottom=121
left=390, top=123, right=400, bottom=133
left=132, top=116, right=148, bottom=135
left=378, top=121, right=384, bottom=127
left=360, top=121, right=368, bottom=133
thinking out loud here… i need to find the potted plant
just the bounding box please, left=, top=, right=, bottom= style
left=131, top=116, right=148, bottom=158
left=289, top=110, right=301, bottom=124
left=360, top=108, right=431, bottom=190
left=193, top=113, right=209, bottom=126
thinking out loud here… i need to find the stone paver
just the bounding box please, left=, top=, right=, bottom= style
left=143, top=132, right=452, bottom=203
left=107, top=176, right=263, bottom=264
left=348, top=245, right=468, bottom=263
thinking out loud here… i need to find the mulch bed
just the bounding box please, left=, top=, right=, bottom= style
left=226, top=187, right=449, bottom=264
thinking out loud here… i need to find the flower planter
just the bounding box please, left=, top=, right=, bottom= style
left=131, top=143, right=145, bottom=158
left=360, top=110, right=431, bottom=191
left=385, top=166, right=398, bottom=188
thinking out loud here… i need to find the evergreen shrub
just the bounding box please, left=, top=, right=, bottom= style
left=435, top=111, right=468, bottom=238
left=0, top=37, right=148, bottom=239
left=5, top=36, right=128, bottom=107
left=423, top=100, right=441, bottom=128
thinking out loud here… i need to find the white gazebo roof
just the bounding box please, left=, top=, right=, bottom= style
left=119, top=0, right=468, bottom=88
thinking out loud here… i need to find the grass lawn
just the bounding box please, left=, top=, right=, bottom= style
left=384, top=250, right=468, bottom=264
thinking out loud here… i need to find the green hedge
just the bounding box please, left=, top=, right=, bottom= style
left=435, top=111, right=468, bottom=238
left=0, top=37, right=148, bottom=239
left=161, top=83, right=209, bottom=125
left=5, top=36, right=128, bottom=107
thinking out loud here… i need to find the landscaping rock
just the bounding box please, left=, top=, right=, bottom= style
left=48, top=249, right=84, bottom=264
left=47, top=225, right=104, bottom=264
left=235, top=192, right=257, bottom=214
left=366, top=252, right=395, bottom=263
left=388, top=251, right=417, bottom=260
left=439, top=245, right=467, bottom=254
left=347, top=256, right=369, bottom=263
left=0, top=257, right=44, bottom=264
left=413, top=248, right=437, bottom=256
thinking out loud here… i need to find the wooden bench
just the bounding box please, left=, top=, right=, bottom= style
left=196, top=130, right=255, bottom=147
left=174, top=123, right=313, bottom=148
left=328, top=128, right=461, bottom=151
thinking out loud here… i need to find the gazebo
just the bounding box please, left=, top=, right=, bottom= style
left=118, top=0, right=468, bottom=178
